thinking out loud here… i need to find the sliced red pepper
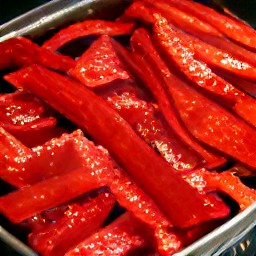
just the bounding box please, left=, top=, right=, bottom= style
left=0, top=127, right=31, bottom=186
left=42, top=20, right=134, bottom=52
left=125, top=4, right=253, bottom=104
left=5, top=64, right=227, bottom=227
left=126, top=1, right=221, bottom=37
left=234, top=97, right=256, bottom=127
left=113, top=30, right=226, bottom=168
left=184, top=169, right=256, bottom=211
left=98, top=81, right=202, bottom=171
left=69, top=35, right=130, bottom=87
left=109, top=167, right=170, bottom=228
left=0, top=130, right=96, bottom=187
left=0, top=91, right=64, bottom=147
left=28, top=192, right=115, bottom=256
left=154, top=226, right=182, bottom=255
left=65, top=212, right=154, bottom=256
left=0, top=164, right=114, bottom=223
left=189, top=34, right=256, bottom=82
left=193, top=34, right=256, bottom=67
left=155, top=0, right=256, bottom=51
left=151, top=13, right=256, bottom=127
left=124, top=1, right=256, bottom=68
left=214, top=70, right=256, bottom=98
left=0, top=37, right=75, bottom=72
left=149, top=15, right=256, bottom=168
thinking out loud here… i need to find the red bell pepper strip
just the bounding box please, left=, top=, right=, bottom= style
left=28, top=192, right=115, bottom=256
left=0, top=130, right=96, bottom=187
left=150, top=15, right=256, bottom=168
left=184, top=169, right=256, bottom=211
left=0, top=164, right=114, bottom=223
left=197, top=35, right=256, bottom=67
left=0, top=91, right=64, bottom=147
left=69, top=35, right=130, bottom=87
left=154, top=226, right=182, bottom=255
left=150, top=13, right=256, bottom=127
left=98, top=81, right=202, bottom=171
left=65, top=212, right=154, bottom=256
left=109, top=167, right=170, bottom=228
left=154, top=0, right=256, bottom=51
left=0, top=37, right=75, bottom=72
left=234, top=97, right=256, bottom=127
left=133, top=3, right=256, bottom=82
left=214, top=70, right=256, bottom=99
left=0, top=127, right=31, bottom=187
left=189, top=34, right=256, bottom=82
left=42, top=20, right=134, bottom=52
left=126, top=4, right=254, bottom=103
left=126, top=1, right=221, bottom=37
left=123, top=1, right=256, bottom=68
left=113, top=31, right=226, bottom=168
left=5, top=64, right=227, bottom=227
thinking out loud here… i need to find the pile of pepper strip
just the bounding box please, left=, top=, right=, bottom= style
left=0, top=1, right=256, bottom=255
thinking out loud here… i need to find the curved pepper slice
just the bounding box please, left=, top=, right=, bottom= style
left=0, top=165, right=114, bottom=223
left=29, top=192, right=115, bottom=256
left=5, top=64, right=227, bottom=227
left=0, top=130, right=95, bottom=187
left=69, top=35, right=130, bottom=87
left=0, top=91, right=64, bottom=147
left=113, top=31, right=226, bottom=168
left=148, top=15, right=256, bottom=168
left=0, top=37, right=75, bottom=72
left=184, top=168, right=256, bottom=210
left=151, top=13, right=256, bottom=127
left=42, top=20, right=134, bottom=52
left=65, top=212, right=154, bottom=256
left=125, top=1, right=221, bottom=37
left=155, top=0, right=256, bottom=51
left=96, top=78, right=202, bottom=171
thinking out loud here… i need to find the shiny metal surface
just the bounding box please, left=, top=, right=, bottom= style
left=0, top=0, right=255, bottom=255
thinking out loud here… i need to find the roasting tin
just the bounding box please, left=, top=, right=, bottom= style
left=0, top=0, right=256, bottom=255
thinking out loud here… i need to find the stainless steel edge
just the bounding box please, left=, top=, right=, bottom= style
left=174, top=202, right=256, bottom=256
left=0, top=226, right=38, bottom=256
left=0, top=1, right=256, bottom=256
left=0, top=0, right=131, bottom=42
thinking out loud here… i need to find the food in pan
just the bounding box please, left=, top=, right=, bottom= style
left=0, top=0, right=256, bottom=255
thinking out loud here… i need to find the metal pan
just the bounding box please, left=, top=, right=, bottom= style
left=0, top=1, right=255, bottom=255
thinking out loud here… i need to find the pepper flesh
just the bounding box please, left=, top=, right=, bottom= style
left=113, top=31, right=226, bottom=168
left=0, top=37, right=75, bottom=72
left=148, top=15, right=256, bottom=168
left=5, top=64, right=228, bottom=227
left=153, top=0, right=256, bottom=50
left=65, top=212, right=154, bottom=256
left=69, top=35, right=130, bottom=87
left=28, top=192, right=115, bottom=256
left=42, top=20, right=134, bottom=52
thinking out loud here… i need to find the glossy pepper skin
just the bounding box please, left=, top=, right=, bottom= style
left=75, top=35, right=202, bottom=171
left=0, top=37, right=75, bottom=72
left=65, top=212, right=155, bottom=256
left=124, top=3, right=256, bottom=128
left=101, top=84, right=202, bottom=171
left=151, top=14, right=256, bottom=169
left=69, top=35, right=130, bottom=87
left=29, top=192, right=115, bottom=256
left=142, top=0, right=256, bottom=67
left=5, top=64, right=228, bottom=227
left=0, top=129, right=116, bottom=222
left=154, top=0, right=256, bottom=51
left=0, top=91, right=64, bottom=147
left=113, top=30, right=226, bottom=169
left=42, top=20, right=134, bottom=52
